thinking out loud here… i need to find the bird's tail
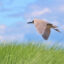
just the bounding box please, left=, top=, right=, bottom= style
left=47, top=23, right=60, bottom=32
left=54, top=28, right=60, bottom=32
left=52, top=25, right=60, bottom=32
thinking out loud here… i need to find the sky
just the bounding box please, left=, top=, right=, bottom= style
left=0, top=0, right=64, bottom=44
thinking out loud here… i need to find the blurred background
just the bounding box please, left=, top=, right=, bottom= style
left=0, top=0, right=64, bottom=44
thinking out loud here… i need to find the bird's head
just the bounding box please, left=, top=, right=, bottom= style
left=27, top=20, right=34, bottom=24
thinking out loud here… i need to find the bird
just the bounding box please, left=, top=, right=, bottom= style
left=27, top=19, right=60, bottom=40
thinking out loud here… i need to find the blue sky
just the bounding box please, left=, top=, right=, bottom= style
left=0, top=0, right=64, bottom=44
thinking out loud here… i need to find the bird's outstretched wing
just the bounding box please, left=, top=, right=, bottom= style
left=42, top=27, right=50, bottom=40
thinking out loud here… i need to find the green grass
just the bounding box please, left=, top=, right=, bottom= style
left=0, top=43, right=64, bottom=64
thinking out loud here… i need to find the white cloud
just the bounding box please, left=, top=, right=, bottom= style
left=0, top=22, right=36, bottom=42
left=0, top=25, right=6, bottom=29
left=31, top=8, right=51, bottom=17
left=3, top=34, right=25, bottom=42
left=0, top=25, right=6, bottom=34
left=59, top=5, right=64, bottom=12
left=58, top=5, right=64, bottom=12
left=0, top=36, right=3, bottom=40
left=24, top=8, right=51, bottom=22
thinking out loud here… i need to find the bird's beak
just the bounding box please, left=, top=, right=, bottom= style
left=27, top=21, right=34, bottom=24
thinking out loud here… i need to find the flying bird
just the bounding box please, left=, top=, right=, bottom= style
left=27, top=19, right=60, bottom=40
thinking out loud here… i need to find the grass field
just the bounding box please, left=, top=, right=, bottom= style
left=0, top=43, right=64, bottom=64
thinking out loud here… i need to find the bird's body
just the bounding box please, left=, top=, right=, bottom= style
left=27, top=19, right=60, bottom=40
left=34, top=19, right=48, bottom=34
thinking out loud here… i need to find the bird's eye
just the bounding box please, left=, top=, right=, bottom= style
left=32, top=20, right=34, bottom=23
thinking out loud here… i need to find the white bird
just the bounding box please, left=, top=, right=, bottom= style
left=27, top=19, right=60, bottom=40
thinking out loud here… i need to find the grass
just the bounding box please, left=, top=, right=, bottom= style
left=0, top=43, right=64, bottom=64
